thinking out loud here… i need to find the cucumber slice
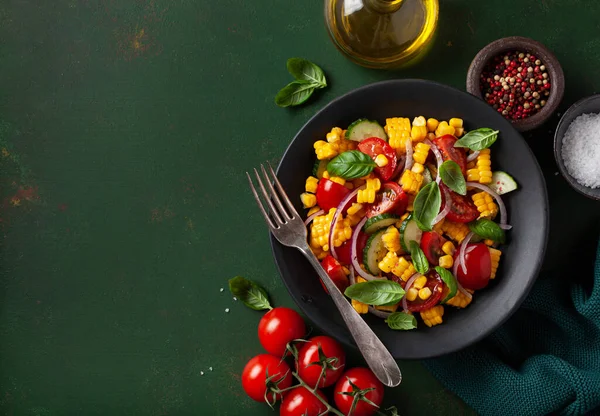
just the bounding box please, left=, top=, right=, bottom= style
left=345, top=119, right=387, bottom=142
left=312, top=160, right=328, bottom=178
left=489, top=171, right=518, bottom=195
left=422, top=167, right=433, bottom=185
left=399, top=214, right=423, bottom=253
left=363, top=229, right=387, bottom=275
left=363, top=213, right=400, bottom=235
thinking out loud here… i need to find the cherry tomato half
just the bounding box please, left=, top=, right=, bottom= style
left=280, top=387, right=328, bottom=416
left=441, top=184, right=479, bottom=223
left=420, top=231, right=448, bottom=266
left=366, top=182, right=408, bottom=218
left=316, top=178, right=351, bottom=212
left=455, top=243, right=492, bottom=290
left=433, top=134, right=467, bottom=175
left=320, top=255, right=350, bottom=294
left=297, top=335, right=346, bottom=388
left=258, top=307, right=306, bottom=357
left=404, top=271, right=444, bottom=312
left=241, top=354, right=292, bottom=403
left=334, top=367, right=384, bottom=416
left=357, top=137, right=398, bottom=181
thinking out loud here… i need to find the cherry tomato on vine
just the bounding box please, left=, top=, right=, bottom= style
left=258, top=307, right=306, bottom=357
left=241, top=354, right=292, bottom=403
left=279, top=386, right=328, bottom=416
left=334, top=367, right=384, bottom=416
left=297, top=335, right=346, bottom=388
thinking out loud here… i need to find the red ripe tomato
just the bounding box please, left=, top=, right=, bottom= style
left=441, top=185, right=479, bottom=223
left=320, top=255, right=350, bottom=294
left=316, top=179, right=351, bottom=211
left=334, top=367, right=384, bottom=416
left=366, top=182, right=408, bottom=218
left=420, top=231, right=448, bottom=266
left=241, top=354, right=292, bottom=403
left=258, top=307, right=306, bottom=357
left=357, top=137, right=397, bottom=181
left=455, top=243, right=492, bottom=290
left=405, top=271, right=444, bottom=312
left=280, top=387, right=328, bottom=416
left=297, top=336, right=346, bottom=388
left=433, top=134, right=467, bottom=175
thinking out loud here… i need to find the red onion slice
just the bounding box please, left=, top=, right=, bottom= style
left=350, top=216, right=380, bottom=281
left=349, top=267, right=356, bottom=286
left=368, top=306, right=392, bottom=319
left=467, top=151, right=480, bottom=162
left=452, top=259, right=473, bottom=300
left=404, top=139, right=414, bottom=172
left=424, top=139, right=443, bottom=184
left=432, top=184, right=452, bottom=225
left=466, top=182, right=507, bottom=225
left=329, top=185, right=365, bottom=260
left=304, top=209, right=325, bottom=226
left=458, top=231, right=474, bottom=275
left=499, top=224, right=513, bottom=230
left=401, top=272, right=422, bottom=313
left=456, top=281, right=473, bottom=300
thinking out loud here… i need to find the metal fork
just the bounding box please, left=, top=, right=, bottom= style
left=247, top=163, right=402, bottom=388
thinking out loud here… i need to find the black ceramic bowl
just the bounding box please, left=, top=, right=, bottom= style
left=271, top=80, right=549, bottom=359
left=554, top=94, right=600, bottom=200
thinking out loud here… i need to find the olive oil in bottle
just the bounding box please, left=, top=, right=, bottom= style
left=324, top=0, right=439, bottom=69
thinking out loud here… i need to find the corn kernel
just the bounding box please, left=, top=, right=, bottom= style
left=300, top=193, right=317, bottom=208
left=378, top=251, right=399, bottom=273
left=413, top=275, right=428, bottom=290
left=330, top=176, right=346, bottom=186
left=347, top=203, right=363, bottom=216
left=449, top=118, right=463, bottom=128
left=326, top=127, right=343, bottom=143
left=442, top=241, right=456, bottom=256
left=412, top=116, right=426, bottom=127
left=418, top=287, right=432, bottom=300
left=305, top=176, right=319, bottom=193
left=366, top=178, right=381, bottom=191
left=375, top=154, right=389, bottom=167
left=435, top=121, right=455, bottom=137
left=307, top=206, right=322, bottom=216
left=439, top=255, right=454, bottom=269
left=314, top=140, right=338, bottom=160
left=412, top=142, right=431, bottom=164
left=411, top=162, right=424, bottom=174
left=421, top=305, right=444, bottom=327
left=406, top=288, right=419, bottom=301
left=426, top=118, right=439, bottom=132
left=382, top=226, right=402, bottom=253
left=411, top=125, right=428, bottom=142
left=357, top=188, right=376, bottom=204
left=375, top=303, right=400, bottom=313
left=322, top=171, right=330, bottom=179
left=455, top=127, right=465, bottom=137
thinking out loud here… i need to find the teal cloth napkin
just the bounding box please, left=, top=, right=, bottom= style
left=424, top=238, right=600, bottom=416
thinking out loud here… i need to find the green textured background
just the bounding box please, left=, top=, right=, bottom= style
left=1, top=0, right=599, bottom=415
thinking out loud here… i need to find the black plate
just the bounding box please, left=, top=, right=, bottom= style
left=271, top=80, right=549, bottom=359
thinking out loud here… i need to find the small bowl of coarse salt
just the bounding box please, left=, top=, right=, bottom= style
left=554, top=94, right=600, bottom=200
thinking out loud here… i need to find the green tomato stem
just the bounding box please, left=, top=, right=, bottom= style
left=291, top=371, right=345, bottom=416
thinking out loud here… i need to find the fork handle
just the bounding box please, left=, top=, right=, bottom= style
left=300, top=248, right=402, bottom=388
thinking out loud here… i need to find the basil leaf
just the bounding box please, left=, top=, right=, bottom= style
left=468, top=218, right=506, bottom=243
left=454, top=128, right=499, bottom=151
left=275, top=81, right=316, bottom=107
left=385, top=312, right=417, bottom=330
left=439, top=160, right=467, bottom=195
left=413, top=182, right=441, bottom=231
left=344, top=280, right=405, bottom=306
left=327, top=150, right=376, bottom=179
left=286, top=58, right=327, bottom=88
left=409, top=240, right=429, bottom=274
left=435, top=266, right=457, bottom=303
left=228, top=276, right=272, bottom=311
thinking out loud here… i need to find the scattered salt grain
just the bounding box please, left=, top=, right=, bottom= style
left=209, top=367, right=213, bottom=371
left=562, top=113, right=600, bottom=189
left=233, top=297, right=238, bottom=301
left=201, top=371, right=204, bottom=376
left=219, top=288, right=224, bottom=292
left=225, top=308, right=230, bottom=313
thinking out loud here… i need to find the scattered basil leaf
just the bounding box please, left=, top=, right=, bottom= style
left=286, top=58, right=327, bottom=88
left=385, top=312, right=417, bottom=330
left=228, top=276, right=272, bottom=311
left=409, top=240, right=429, bottom=274
left=344, top=280, right=405, bottom=306
left=439, top=160, right=467, bottom=195
left=435, top=266, right=457, bottom=303
left=468, top=218, right=506, bottom=243
left=413, top=182, right=441, bottom=231
left=454, top=128, right=499, bottom=151
left=327, top=150, right=376, bottom=179
left=275, top=80, right=317, bottom=108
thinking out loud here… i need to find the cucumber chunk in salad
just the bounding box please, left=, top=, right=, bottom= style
left=363, top=213, right=400, bottom=235
left=489, top=171, right=518, bottom=195
left=363, top=229, right=388, bottom=275
left=400, top=214, right=423, bottom=253
left=345, top=119, right=387, bottom=142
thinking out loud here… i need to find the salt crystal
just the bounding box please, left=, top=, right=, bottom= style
left=219, top=288, right=224, bottom=292
left=233, top=297, right=237, bottom=301
left=201, top=371, right=204, bottom=375
left=225, top=308, right=230, bottom=313
left=562, top=113, right=600, bottom=189
left=209, top=367, right=213, bottom=371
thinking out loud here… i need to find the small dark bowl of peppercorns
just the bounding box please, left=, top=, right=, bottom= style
left=466, top=36, right=565, bottom=132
